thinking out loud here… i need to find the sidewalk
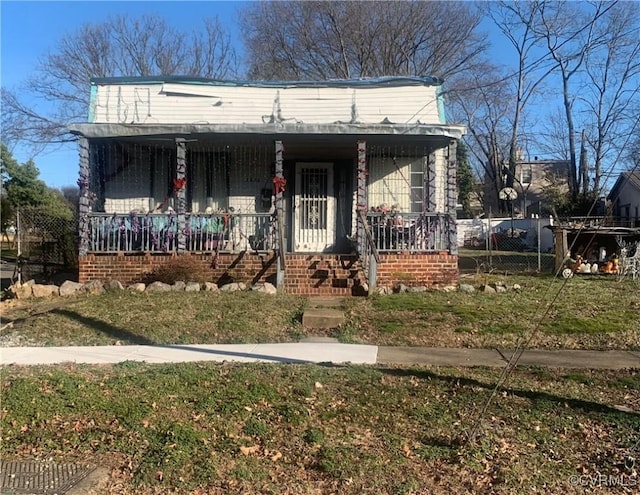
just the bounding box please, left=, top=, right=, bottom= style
left=2, top=343, right=639, bottom=369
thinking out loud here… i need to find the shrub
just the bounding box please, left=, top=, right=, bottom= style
left=143, top=255, right=210, bottom=284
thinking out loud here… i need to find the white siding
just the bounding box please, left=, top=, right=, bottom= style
left=92, top=83, right=441, bottom=126
left=368, top=157, right=414, bottom=212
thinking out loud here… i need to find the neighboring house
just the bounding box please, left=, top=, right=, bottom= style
left=514, top=158, right=571, bottom=216
left=69, top=76, right=464, bottom=295
left=607, top=171, right=640, bottom=227
left=482, top=158, right=571, bottom=217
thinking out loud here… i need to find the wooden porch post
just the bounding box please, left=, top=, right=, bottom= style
left=356, top=140, right=368, bottom=255
left=275, top=140, right=285, bottom=290
left=176, top=138, right=187, bottom=253
left=446, top=140, right=458, bottom=255
left=78, top=136, right=91, bottom=257
left=425, top=150, right=437, bottom=213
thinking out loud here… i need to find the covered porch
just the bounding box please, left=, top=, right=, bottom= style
left=73, top=128, right=460, bottom=294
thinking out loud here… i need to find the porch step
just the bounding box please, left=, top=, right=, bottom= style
left=302, top=308, right=345, bottom=329
left=284, top=254, right=368, bottom=296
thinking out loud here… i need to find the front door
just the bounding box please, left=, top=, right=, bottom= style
left=294, top=162, right=335, bottom=252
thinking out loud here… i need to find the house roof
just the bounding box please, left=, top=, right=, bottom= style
left=607, top=171, right=640, bottom=200
left=89, top=75, right=445, bottom=88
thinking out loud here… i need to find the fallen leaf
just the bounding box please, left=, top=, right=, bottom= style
left=156, top=470, right=163, bottom=481
left=402, top=444, right=413, bottom=458
left=271, top=451, right=283, bottom=462
left=240, top=445, right=260, bottom=456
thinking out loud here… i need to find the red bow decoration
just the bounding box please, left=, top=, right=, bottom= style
left=173, top=178, right=187, bottom=191
left=272, top=177, right=287, bottom=195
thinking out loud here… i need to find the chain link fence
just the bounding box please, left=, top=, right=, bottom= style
left=457, top=214, right=555, bottom=274
left=15, top=208, right=78, bottom=282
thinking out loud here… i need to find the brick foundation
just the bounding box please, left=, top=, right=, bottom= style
left=78, top=252, right=278, bottom=287
left=79, top=251, right=459, bottom=295
left=376, top=252, right=459, bottom=288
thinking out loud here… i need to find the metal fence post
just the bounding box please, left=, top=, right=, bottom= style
left=16, top=209, right=22, bottom=284
left=537, top=214, right=542, bottom=272
left=487, top=209, right=492, bottom=268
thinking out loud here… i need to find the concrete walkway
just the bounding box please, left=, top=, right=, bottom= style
left=2, top=343, right=639, bottom=369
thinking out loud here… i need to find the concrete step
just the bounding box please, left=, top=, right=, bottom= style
left=307, top=296, right=345, bottom=308
left=302, top=308, right=345, bottom=329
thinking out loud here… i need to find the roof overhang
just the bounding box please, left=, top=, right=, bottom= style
left=68, top=122, right=466, bottom=140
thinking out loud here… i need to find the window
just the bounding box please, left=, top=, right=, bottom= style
left=521, top=169, right=532, bottom=185
left=409, top=160, right=424, bottom=213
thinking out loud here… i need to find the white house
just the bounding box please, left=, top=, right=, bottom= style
left=69, top=76, right=465, bottom=294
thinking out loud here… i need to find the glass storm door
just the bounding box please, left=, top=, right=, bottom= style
left=294, top=163, right=335, bottom=252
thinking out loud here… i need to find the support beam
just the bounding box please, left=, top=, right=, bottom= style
left=78, top=137, right=91, bottom=257
left=274, top=140, right=285, bottom=290
left=176, top=138, right=187, bottom=253
left=446, top=140, right=458, bottom=255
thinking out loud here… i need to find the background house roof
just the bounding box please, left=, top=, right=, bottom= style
left=607, top=171, right=640, bottom=200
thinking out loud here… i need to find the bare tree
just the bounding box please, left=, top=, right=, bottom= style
left=2, top=15, right=237, bottom=150
left=580, top=1, right=640, bottom=193
left=480, top=1, right=557, bottom=192
left=534, top=0, right=616, bottom=199
left=449, top=72, right=514, bottom=213
left=241, top=1, right=488, bottom=82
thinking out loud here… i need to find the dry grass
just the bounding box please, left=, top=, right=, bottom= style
left=1, top=362, right=638, bottom=494
left=1, top=274, right=638, bottom=349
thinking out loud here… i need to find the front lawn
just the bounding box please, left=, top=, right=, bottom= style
left=1, top=274, right=638, bottom=349
left=341, top=275, right=640, bottom=350
left=1, top=363, right=638, bottom=494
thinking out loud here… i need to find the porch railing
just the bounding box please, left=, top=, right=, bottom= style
left=87, top=212, right=275, bottom=253
left=357, top=209, right=380, bottom=288
left=366, top=212, right=449, bottom=252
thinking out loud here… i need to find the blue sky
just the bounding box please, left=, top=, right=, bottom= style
left=1, top=0, right=247, bottom=188
left=1, top=1, right=521, bottom=189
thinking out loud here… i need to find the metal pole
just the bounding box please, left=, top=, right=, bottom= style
left=488, top=208, right=492, bottom=268
left=537, top=214, right=541, bottom=272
